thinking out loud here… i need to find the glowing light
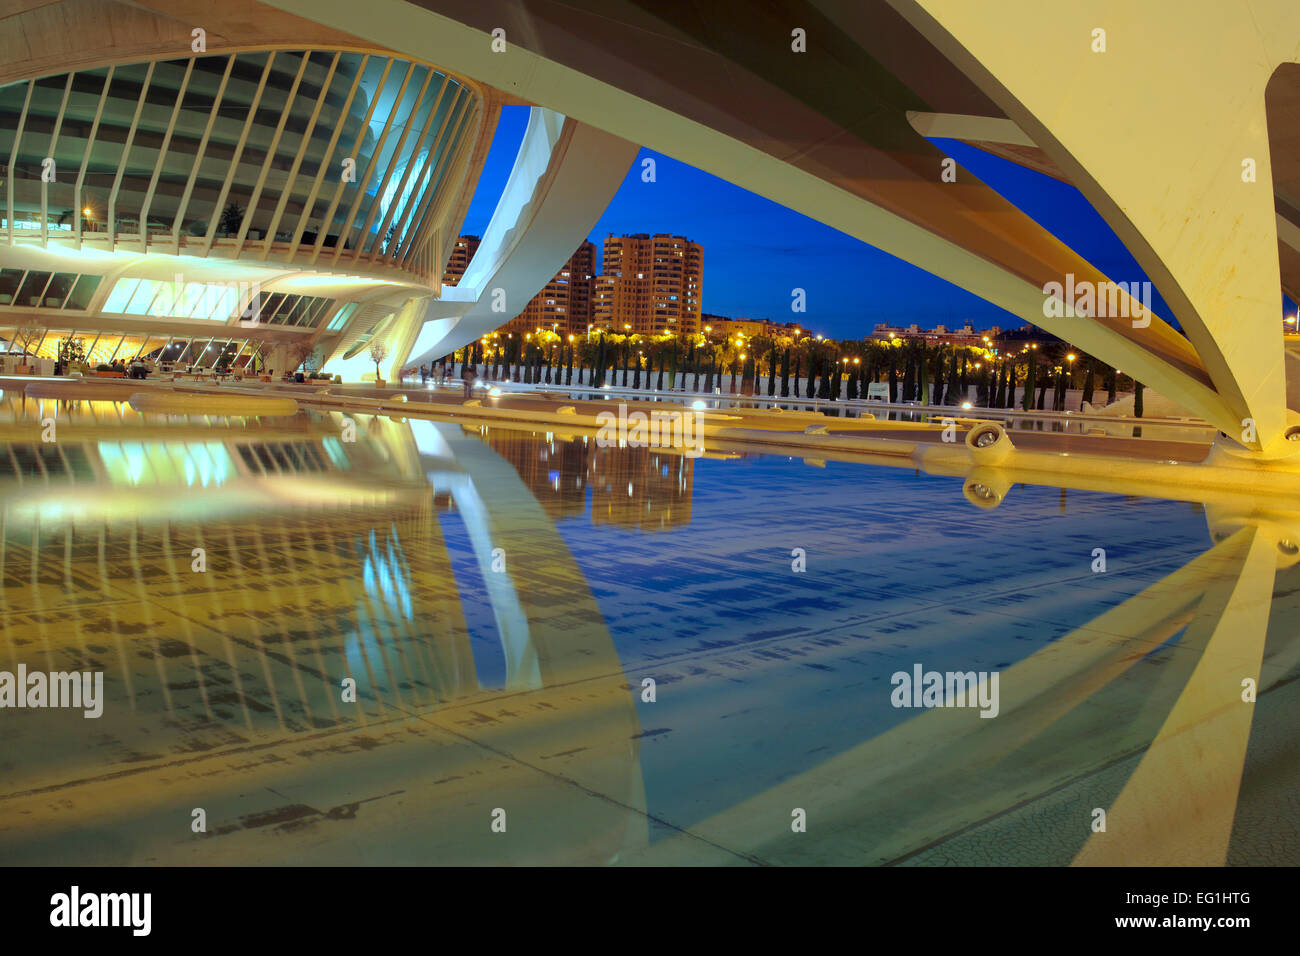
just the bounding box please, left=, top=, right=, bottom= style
left=961, top=401, right=973, bottom=409
left=691, top=400, right=707, bottom=410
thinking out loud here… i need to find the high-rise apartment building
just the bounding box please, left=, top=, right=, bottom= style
left=512, top=240, right=596, bottom=335
left=443, top=235, right=482, bottom=286
left=592, top=233, right=702, bottom=335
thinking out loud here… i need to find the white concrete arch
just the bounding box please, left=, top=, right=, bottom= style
left=398, top=107, right=638, bottom=371
left=888, top=0, right=1300, bottom=451
left=270, top=0, right=1300, bottom=453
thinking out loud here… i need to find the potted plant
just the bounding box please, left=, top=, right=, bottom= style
left=369, top=340, right=389, bottom=387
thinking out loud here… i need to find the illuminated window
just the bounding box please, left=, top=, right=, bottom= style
left=147, top=281, right=178, bottom=316
left=102, top=278, right=140, bottom=312
left=63, top=275, right=102, bottom=310
left=177, top=282, right=206, bottom=318
left=326, top=302, right=358, bottom=331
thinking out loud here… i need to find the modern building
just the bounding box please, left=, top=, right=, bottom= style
left=443, top=235, right=481, bottom=286
left=592, top=233, right=702, bottom=336
left=702, top=315, right=804, bottom=341
left=872, top=322, right=1003, bottom=346
left=0, top=1, right=637, bottom=383
left=504, top=239, right=595, bottom=336
left=0, top=42, right=485, bottom=378
left=334, top=0, right=1300, bottom=455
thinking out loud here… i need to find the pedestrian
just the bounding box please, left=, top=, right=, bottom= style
left=461, top=358, right=476, bottom=398
left=420, top=364, right=428, bottom=385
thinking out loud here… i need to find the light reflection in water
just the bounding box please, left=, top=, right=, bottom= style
left=0, top=392, right=1294, bottom=866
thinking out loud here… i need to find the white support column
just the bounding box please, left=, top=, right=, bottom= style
left=351, top=68, right=438, bottom=263
left=396, top=89, right=469, bottom=269
left=6, top=80, right=33, bottom=246
left=233, top=52, right=312, bottom=258
left=138, top=58, right=196, bottom=249
left=201, top=52, right=277, bottom=257
left=329, top=62, right=417, bottom=266
left=107, top=61, right=156, bottom=252
left=172, top=56, right=235, bottom=244
left=385, top=83, right=456, bottom=266
left=260, top=52, right=342, bottom=259
left=42, top=73, right=75, bottom=249
left=285, top=54, right=370, bottom=262
left=891, top=0, right=1300, bottom=450
left=308, top=58, right=393, bottom=266
left=74, top=67, right=114, bottom=247
left=364, top=74, right=449, bottom=263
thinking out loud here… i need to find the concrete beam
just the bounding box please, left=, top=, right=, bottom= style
left=891, top=0, right=1300, bottom=450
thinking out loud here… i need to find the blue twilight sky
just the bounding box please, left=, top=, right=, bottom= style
left=460, top=106, right=1293, bottom=339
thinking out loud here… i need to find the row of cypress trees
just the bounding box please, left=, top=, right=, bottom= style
left=435, top=335, right=1145, bottom=413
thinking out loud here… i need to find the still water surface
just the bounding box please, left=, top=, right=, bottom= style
left=0, top=397, right=1294, bottom=865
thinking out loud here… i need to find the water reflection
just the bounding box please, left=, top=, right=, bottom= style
left=482, top=430, right=691, bottom=530
left=0, top=394, right=1294, bottom=866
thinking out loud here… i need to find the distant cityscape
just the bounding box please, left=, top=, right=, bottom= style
left=444, top=233, right=1059, bottom=347
left=445, top=233, right=703, bottom=337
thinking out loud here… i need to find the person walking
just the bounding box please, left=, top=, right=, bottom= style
left=461, top=357, right=476, bottom=398
left=420, top=364, right=429, bottom=385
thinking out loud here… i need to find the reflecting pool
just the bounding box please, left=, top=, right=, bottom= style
left=1, top=395, right=1296, bottom=865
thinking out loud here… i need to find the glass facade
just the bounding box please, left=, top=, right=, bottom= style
left=0, top=268, right=101, bottom=309
left=0, top=51, right=477, bottom=274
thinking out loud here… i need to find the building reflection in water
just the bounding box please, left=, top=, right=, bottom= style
left=0, top=394, right=646, bottom=865
left=477, top=427, right=693, bottom=531
left=0, top=389, right=1295, bottom=866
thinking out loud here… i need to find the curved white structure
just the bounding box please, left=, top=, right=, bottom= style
left=397, top=108, right=638, bottom=371
left=270, top=0, right=1300, bottom=457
